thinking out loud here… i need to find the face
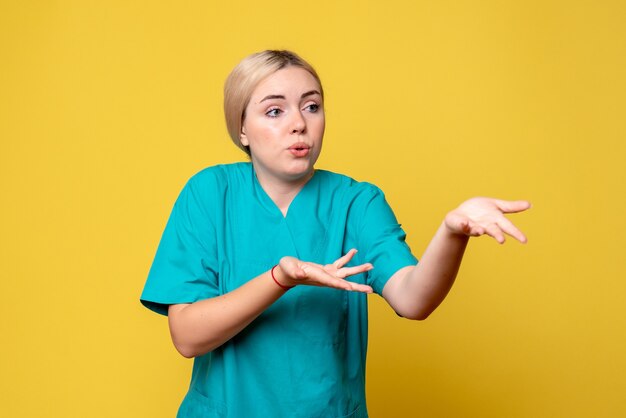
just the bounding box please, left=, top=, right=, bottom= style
left=241, top=66, right=325, bottom=184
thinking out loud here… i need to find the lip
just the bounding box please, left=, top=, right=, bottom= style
left=288, top=142, right=311, bottom=151
left=287, top=142, right=311, bottom=158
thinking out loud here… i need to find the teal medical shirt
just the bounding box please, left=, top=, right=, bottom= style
left=141, top=163, right=417, bottom=418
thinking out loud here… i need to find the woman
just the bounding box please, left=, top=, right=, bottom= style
left=141, top=50, right=530, bottom=417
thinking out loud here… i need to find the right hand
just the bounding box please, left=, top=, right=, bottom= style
left=276, top=249, right=374, bottom=293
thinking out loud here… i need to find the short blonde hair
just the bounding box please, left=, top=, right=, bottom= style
left=223, top=50, right=323, bottom=155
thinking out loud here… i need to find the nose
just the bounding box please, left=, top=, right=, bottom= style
left=290, top=110, right=306, bottom=134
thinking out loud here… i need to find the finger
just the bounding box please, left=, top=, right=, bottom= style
left=494, top=199, right=532, bottom=214
left=484, top=223, right=506, bottom=244
left=300, top=265, right=373, bottom=293
left=460, top=220, right=472, bottom=235
left=474, top=226, right=485, bottom=237
left=466, top=222, right=485, bottom=237
left=496, top=217, right=528, bottom=243
left=319, top=273, right=373, bottom=293
left=333, top=248, right=358, bottom=269
left=319, top=275, right=358, bottom=292
left=336, top=263, right=373, bottom=279
left=345, top=281, right=374, bottom=294
left=301, top=265, right=355, bottom=290
left=445, top=212, right=470, bottom=235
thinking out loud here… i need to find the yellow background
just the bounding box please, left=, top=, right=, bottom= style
left=1, top=1, right=625, bottom=417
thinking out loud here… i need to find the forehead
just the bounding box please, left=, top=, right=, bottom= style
left=250, top=67, right=321, bottom=101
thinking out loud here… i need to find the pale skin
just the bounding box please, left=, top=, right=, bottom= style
left=168, top=67, right=530, bottom=358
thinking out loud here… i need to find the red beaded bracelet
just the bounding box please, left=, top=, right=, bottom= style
left=271, top=265, right=295, bottom=291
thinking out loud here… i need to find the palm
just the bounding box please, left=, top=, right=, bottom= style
left=444, top=197, right=531, bottom=243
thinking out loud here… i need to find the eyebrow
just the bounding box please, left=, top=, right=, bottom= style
left=259, top=90, right=321, bottom=103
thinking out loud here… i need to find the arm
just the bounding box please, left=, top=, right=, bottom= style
left=168, top=249, right=373, bottom=358
left=382, top=197, right=530, bottom=320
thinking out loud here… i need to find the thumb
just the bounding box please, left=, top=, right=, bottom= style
left=445, top=211, right=470, bottom=233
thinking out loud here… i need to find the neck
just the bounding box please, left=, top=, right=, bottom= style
left=254, top=168, right=314, bottom=216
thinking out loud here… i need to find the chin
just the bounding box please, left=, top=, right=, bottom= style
left=283, top=162, right=314, bottom=181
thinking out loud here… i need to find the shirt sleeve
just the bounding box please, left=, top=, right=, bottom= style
left=356, top=185, right=418, bottom=295
left=140, top=173, right=220, bottom=316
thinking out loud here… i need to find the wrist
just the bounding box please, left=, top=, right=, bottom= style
left=440, top=219, right=470, bottom=241
left=271, top=265, right=295, bottom=290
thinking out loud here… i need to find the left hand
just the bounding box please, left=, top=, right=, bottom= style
left=444, top=197, right=531, bottom=244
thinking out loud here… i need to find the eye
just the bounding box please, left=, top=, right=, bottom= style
left=266, top=107, right=282, bottom=118
left=304, top=103, right=320, bottom=113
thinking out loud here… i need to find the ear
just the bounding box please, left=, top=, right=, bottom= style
left=240, top=126, right=249, bottom=147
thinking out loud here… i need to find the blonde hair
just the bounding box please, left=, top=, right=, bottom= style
left=223, top=50, right=323, bottom=155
